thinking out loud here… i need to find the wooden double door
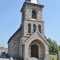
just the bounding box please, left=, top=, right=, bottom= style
left=31, top=45, right=38, bottom=58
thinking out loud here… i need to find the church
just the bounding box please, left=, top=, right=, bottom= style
left=8, top=0, right=50, bottom=60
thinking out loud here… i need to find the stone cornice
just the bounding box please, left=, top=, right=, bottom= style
left=20, top=2, right=44, bottom=12
left=25, top=19, right=44, bottom=23
left=23, top=30, right=49, bottom=45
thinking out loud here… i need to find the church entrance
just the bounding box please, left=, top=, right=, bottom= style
left=31, top=45, right=38, bottom=58
left=29, top=40, right=45, bottom=59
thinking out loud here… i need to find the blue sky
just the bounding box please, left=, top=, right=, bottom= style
left=0, top=0, right=60, bottom=48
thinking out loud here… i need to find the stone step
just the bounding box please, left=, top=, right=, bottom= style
left=29, top=57, right=38, bottom=60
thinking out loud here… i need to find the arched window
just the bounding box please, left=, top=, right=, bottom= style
left=33, top=24, right=36, bottom=33
left=38, top=25, right=41, bottom=33
left=28, top=23, right=31, bottom=33
left=32, top=10, right=37, bottom=19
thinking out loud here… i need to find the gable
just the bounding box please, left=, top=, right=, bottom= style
left=23, top=30, right=49, bottom=45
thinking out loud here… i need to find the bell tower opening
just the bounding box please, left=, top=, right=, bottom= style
left=32, top=10, right=37, bottom=19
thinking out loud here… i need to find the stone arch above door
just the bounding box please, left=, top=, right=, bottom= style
left=24, top=31, right=49, bottom=60
left=28, top=39, right=45, bottom=59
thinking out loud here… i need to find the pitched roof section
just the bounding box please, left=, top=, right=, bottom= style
left=23, top=30, right=49, bottom=45
left=8, top=26, right=22, bottom=43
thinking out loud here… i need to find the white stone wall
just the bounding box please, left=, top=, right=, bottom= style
left=31, top=0, right=38, bottom=4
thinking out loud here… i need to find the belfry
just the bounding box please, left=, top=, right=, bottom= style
left=8, top=0, right=50, bottom=60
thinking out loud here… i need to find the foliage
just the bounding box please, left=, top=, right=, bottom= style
left=47, top=38, right=58, bottom=53
left=52, top=40, right=58, bottom=52
left=58, top=46, right=60, bottom=50
left=47, top=38, right=53, bottom=52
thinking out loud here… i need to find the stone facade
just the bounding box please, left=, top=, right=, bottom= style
left=8, top=0, right=50, bottom=60
left=8, top=28, right=21, bottom=58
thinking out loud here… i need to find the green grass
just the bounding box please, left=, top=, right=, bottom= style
left=50, top=55, right=58, bottom=60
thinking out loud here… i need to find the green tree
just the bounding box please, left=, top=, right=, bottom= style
left=47, top=38, right=53, bottom=53
left=58, top=46, right=60, bottom=50
left=52, top=40, right=58, bottom=52
left=47, top=38, right=58, bottom=53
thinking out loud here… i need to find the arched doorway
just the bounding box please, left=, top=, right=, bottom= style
left=31, top=45, right=38, bottom=58
left=29, top=40, right=45, bottom=59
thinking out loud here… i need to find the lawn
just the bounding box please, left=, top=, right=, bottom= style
left=50, top=55, right=58, bottom=60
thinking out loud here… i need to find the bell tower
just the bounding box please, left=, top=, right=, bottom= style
left=21, top=0, right=44, bottom=36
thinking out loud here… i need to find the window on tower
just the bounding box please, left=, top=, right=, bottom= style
left=32, top=10, right=37, bottom=19
left=38, top=25, right=41, bottom=33
left=28, top=23, right=31, bottom=33
left=33, top=24, right=36, bottom=33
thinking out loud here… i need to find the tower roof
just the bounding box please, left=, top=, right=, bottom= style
left=25, top=0, right=38, bottom=4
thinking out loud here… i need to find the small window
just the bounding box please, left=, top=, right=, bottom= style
left=38, top=25, right=41, bottom=33
left=28, top=23, right=31, bottom=33
left=33, top=24, right=36, bottom=33
left=32, top=10, right=37, bottom=19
